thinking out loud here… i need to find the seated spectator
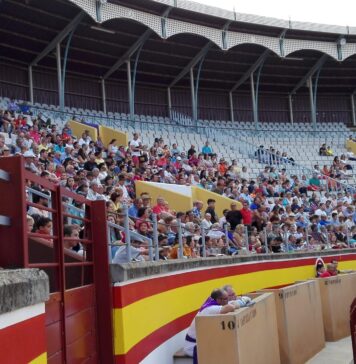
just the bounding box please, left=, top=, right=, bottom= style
left=27, top=187, right=50, bottom=217
left=201, top=213, right=213, bottom=232
left=35, top=216, right=52, bottom=241
left=63, top=224, right=83, bottom=255
left=270, top=236, right=283, bottom=253
left=183, top=289, right=235, bottom=360
left=225, top=202, right=243, bottom=230
left=319, top=263, right=337, bottom=278
left=169, top=235, right=191, bottom=259
left=158, top=245, right=171, bottom=260
left=202, top=141, right=213, bottom=155
left=316, top=261, right=326, bottom=277
left=325, top=146, right=333, bottom=156
left=319, top=144, right=327, bottom=156
left=152, top=196, right=168, bottom=216
left=112, top=239, right=149, bottom=263
left=308, top=174, right=321, bottom=191
left=27, top=215, right=34, bottom=232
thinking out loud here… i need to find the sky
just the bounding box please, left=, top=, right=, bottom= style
left=197, top=0, right=356, bottom=27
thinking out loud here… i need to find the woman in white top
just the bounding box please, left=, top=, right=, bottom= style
left=107, top=139, right=119, bottom=155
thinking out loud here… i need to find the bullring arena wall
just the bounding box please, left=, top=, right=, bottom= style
left=1, top=251, right=356, bottom=363
left=111, top=250, right=356, bottom=364
left=0, top=269, right=49, bottom=363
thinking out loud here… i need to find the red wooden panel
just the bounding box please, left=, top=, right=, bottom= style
left=65, top=285, right=95, bottom=317
left=66, top=331, right=97, bottom=364
left=45, top=293, right=61, bottom=325
left=65, top=308, right=96, bottom=345
left=0, top=158, right=113, bottom=363
left=47, top=351, right=64, bottom=364
left=46, top=320, right=62, bottom=357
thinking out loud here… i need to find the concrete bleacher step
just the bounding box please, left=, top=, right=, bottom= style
left=173, top=349, right=193, bottom=364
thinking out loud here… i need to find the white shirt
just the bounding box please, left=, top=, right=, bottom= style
left=112, top=246, right=144, bottom=264
left=184, top=305, right=222, bottom=356
left=86, top=189, right=106, bottom=201
left=78, top=137, right=90, bottom=147
left=27, top=206, right=49, bottom=218
left=130, top=139, right=142, bottom=156
left=201, top=219, right=212, bottom=231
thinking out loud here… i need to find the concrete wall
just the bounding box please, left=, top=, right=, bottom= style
left=0, top=269, right=49, bottom=363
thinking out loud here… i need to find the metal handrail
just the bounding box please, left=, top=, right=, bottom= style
left=26, top=104, right=353, bottom=134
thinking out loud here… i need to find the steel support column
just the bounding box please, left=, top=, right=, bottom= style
left=60, top=29, right=76, bottom=112
left=351, top=93, right=356, bottom=126
left=127, top=60, right=133, bottom=120
left=28, top=66, right=34, bottom=104
left=190, top=68, right=197, bottom=121
left=308, top=77, right=317, bottom=130
left=229, top=92, right=234, bottom=122
left=101, top=79, right=107, bottom=114
left=250, top=73, right=258, bottom=128
left=167, top=87, right=172, bottom=119
left=56, top=44, right=63, bottom=110
left=288, top=94, right=294, bottom=125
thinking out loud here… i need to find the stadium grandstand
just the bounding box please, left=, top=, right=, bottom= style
left=0, top=0, right=356, bottom=363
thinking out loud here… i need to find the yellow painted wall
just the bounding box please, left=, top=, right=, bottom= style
left=135, top=181, right=192, bottom=213
left=113, top=258, right=356, bottom=355
left=99, top=125, right=128, bottom=147
left=135, top=182, right=242, bottom=217
left=68, top=120, right=98, bottom=141
left=192, top=186, right=242, bottom=217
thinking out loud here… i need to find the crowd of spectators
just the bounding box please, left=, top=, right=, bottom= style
left=255, top=143, right=356, bottom=185
left=1, top=101, right=356, bottom=263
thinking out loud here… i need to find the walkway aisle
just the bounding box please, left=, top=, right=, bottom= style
left=306, top=337, right=353, bottom=364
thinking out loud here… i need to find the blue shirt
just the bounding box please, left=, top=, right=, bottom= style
left=128, top=205, right=139, bottom=218
left=202, top=146, right=213, bottom=154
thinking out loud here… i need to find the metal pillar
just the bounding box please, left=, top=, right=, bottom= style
left=308, top=76, right=317, bottom=130
left=56, top=43, right=63, bottom=111
left=288, top=94, right=294, bottom=125
left=229, top=92, right=234, bottom=122
left=167, top=87, right=172, bottom=119
left=60, top=29, right=76, bottom=112
left=127, top=60, right=133, bottom=120
left=351, top=94, right=356, bottom=126
left=190, top=68, right=197, bottom=121
left=125, top=45, right=144, bottom=121
left=101, top=79, right=107, bottom=114
left=28, top=66, right=34, bottom=104
left=250, top=73, right=258, bottom=128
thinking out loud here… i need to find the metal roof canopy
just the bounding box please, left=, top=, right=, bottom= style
left=0, top=0, right=355, bottom=94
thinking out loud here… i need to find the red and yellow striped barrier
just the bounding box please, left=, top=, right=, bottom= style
left=0, top=303, right=47, bottom=363
left=112, top=253, right=356, bottom=364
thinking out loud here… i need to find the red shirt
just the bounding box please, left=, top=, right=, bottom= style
left=319, top=271, right=332, bottom=278
left=152, top=204, right=166, bottom=215
left=29, top=130, right=41, bottom=144
left=240, top=208, right=252, bottom=225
